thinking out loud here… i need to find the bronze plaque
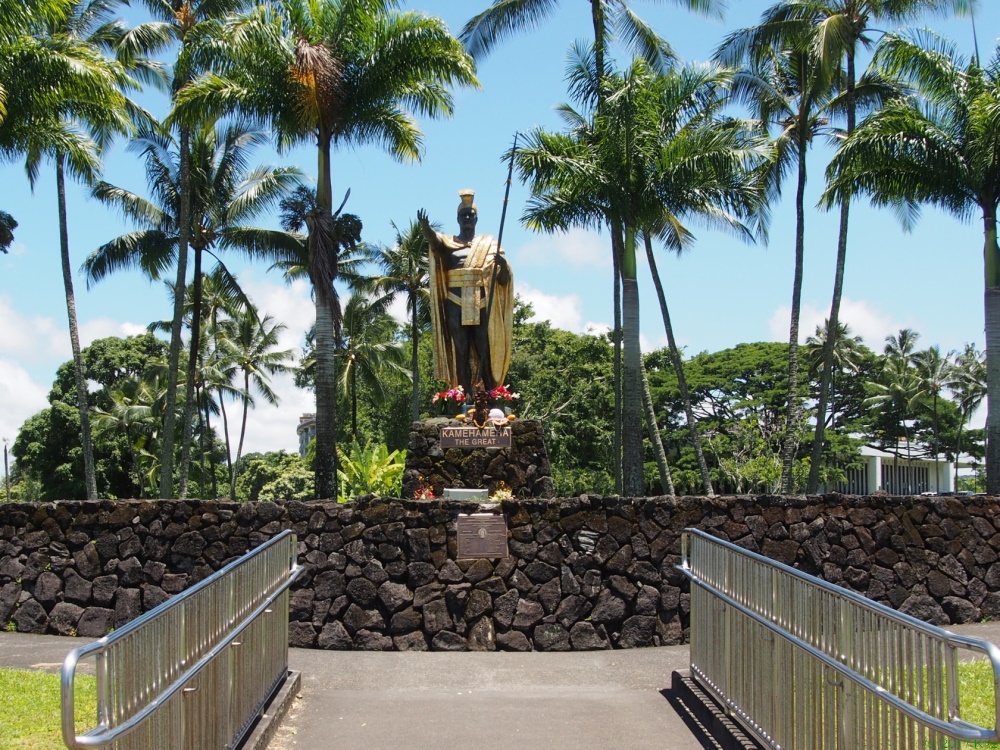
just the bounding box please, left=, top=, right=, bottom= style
left=456, top=514, right=509, bottom=558
left=440, top=425, right=512, bottom=449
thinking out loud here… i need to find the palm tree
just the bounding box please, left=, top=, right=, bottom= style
left=732, top=0, right=972, bottom=493
left=911, top=345, right=953, bottom=492
left=866, top=352, right=920, bottom=492
left=718, top=23, right=896, bottom=492
left=337, top=293, right=410, bottom=442
left=517, top=50, right=769, bottom=495
left=215, top=312, right=292, bottom=499
left=3, top=0, right=144, bottom=500
left=463, top=0, right=722, bottom=494
left=949, top=343, right=986, bottom=487
left=85, top=121, right=302, bottom=493
left=884, top=327, right=920, bottom=362
left=175, top=0, right=477, bottom=499
left=370, top=220, right=431, bottom=422
left=123, top=0, right=253, bottom=499
left=462, top=0, right=723, bottom=84
left=640, top=353, right=674, bottom=495
left=804, top=318, right=865, bottom=430
left=91, top=376, right=156, bottom=497
left=824, top=30, right=1000, bottom=489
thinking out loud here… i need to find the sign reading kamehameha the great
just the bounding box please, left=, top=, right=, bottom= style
left=440, top=425, right=512, bottom=449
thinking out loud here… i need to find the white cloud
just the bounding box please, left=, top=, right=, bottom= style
left=238, top=273, right=314, bottom=352
left=0, top=296, right=67, bottom=362
left=227, top=273, right=316, bottom=457
left=80, top=319, right=148, bottom=347
left=0, top=297, right=148, bottom=367
left=640, top=332, right=668, bottom=353
left=769, top=297, right=907, bottom=350
left=519, top=284, right=590, bottom=333
left=236, top=371, right=315, bottom=457
left=513, top=228, right=609, bottom=270
left=0, top=359, right=49, bottom=443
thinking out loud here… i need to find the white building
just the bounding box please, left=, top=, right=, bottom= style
left=833, top=444, right=970, bottom=495
left=297, top=413, right=316, bottom=458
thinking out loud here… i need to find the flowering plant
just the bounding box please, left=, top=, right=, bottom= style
left=413, top=483, right=436, bottom=500
left=489, top=481, right=513, bottom=502
left=432, top=385, right=465, bottom=404
left=488, top=384, right=520, bottom=402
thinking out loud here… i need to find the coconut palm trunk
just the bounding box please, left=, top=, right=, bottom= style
left=780, top=131, right=809, bottom=492
left=612, top=229, right=623, bottom=494
left=410, top=301, right=420, bottom=422
left=178, top=240, right=204, bottom=498
left=56, top=153, right=97, bottom=500
left=620, top=225, right=643, bottom=497
left=160, top=128, right=192, bottom=499
left=218, top=391, right=234, bottom=496
left=309, top=132, right=340, bottom=499
left=644, top=235, right=714, bottom=496
left=230, top=368, right=253, bottom=499
left=640, top=355, right=673, bottom=495
left=808, top=47, right=857, bottom=493
left=985, top=212, right=1000, bottom=493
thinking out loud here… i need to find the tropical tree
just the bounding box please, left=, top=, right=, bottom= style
left=84, top=120, right=302, bottom=495
left=804, top=319, right=867, bottom=429
left=122, top=0, right=253, bottom=499
left=370, top=220, right=431, bottom=422
left=517, top=50, right=769, bottom=495
left=866, top=351, right=921, bottom=491
left=718, top=22, right=899, bottom=492
left=464, top=0, right=723, bottom=494
left=91, top=376, right=157, bottom=497
left=462, top=0, right=723, bottom=88
left=823, top=30, right=1000, bottom=489
left=175, top=0, right=477, bottom=500
left=885, top=327, right=920, bottom=361
left=911, top=345, right=953, bottom=492
left=3, top=0, right=147, bottom=500
left=734, top=0, right=975, bottom=494
left=950, top=343, right=986, bottom=485
left=337, top=293, right=410, bottom=443
left=214, top=312, right=292, bottom=499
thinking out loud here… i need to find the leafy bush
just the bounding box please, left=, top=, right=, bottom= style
left=337, top=441, right=406, bottom=501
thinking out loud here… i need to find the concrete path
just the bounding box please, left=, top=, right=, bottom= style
left=0, top=631, right=714, bottom=750
left=6, top=623, right=1000, bottom=750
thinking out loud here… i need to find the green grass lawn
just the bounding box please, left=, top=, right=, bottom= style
left=958, top=659, right=1000, bottom=748
left=0, top=668, right=96, bottom=749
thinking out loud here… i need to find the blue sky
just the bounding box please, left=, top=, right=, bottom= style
left=1, top=1, right=996, bottom=457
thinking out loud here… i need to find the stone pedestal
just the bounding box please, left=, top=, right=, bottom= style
left=403, top=418, right=554, bottom=499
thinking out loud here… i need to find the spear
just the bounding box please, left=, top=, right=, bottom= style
left=479, top=133, right=518, bottom=389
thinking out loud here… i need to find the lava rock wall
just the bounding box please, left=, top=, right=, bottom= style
left=1, top=495, right=998, bottom=650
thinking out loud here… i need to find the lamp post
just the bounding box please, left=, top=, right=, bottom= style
left=3, top=438, right=9, bottom=503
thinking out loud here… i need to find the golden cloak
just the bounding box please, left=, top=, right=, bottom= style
left=427, top=232, right=513, bottom=390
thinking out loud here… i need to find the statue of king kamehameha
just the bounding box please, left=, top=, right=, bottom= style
left=418, top=189, right=514, bottom=400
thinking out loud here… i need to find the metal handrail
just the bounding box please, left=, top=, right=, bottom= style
left=62, top=529, right=300, bottom=749
left=678, top=528, right=1000, bottom=748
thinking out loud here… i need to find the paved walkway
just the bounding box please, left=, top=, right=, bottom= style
left=5, top=622, right=1000, bottom=750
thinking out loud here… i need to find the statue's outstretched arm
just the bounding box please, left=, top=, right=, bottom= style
left=417, top=209, right=436, bottom=245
